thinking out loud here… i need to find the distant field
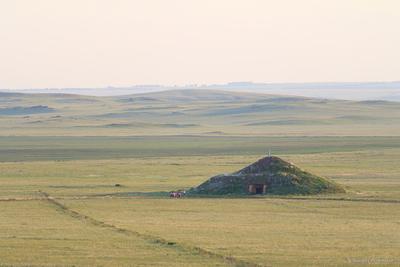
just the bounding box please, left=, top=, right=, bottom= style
left=1, top=145, right=399, bottom=200
left=1, top=135, right=400, bottom=161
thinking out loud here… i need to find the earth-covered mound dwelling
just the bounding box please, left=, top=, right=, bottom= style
left=189, top=156, right=345, bottom=195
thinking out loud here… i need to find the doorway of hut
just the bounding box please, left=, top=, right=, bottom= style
left=248, top=184, right=267, bottom=194
left=256, top=185, right=263, bottom=194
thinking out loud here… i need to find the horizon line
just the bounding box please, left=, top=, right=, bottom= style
left=2, top=80, right=400, bottom=91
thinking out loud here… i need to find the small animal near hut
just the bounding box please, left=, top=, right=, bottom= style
left=170, top=190, right=186, bottom=198
left=189, top=156, right=345, bottom=195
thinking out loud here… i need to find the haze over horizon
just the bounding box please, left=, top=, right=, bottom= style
left=1, top=0, right=399, bottom=89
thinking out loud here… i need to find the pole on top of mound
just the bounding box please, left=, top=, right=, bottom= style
left=268, top=149, right=271, bottom=157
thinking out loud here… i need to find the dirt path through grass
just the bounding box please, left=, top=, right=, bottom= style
left=39, top=191, right=265, bottom=267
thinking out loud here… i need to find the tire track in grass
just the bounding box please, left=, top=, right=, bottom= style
left=0, top=197, right=44, bottom=202
left=39, top=191, right=266, bottom=267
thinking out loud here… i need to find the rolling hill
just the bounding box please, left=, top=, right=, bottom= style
left=0, top=89, right=400, bottom=136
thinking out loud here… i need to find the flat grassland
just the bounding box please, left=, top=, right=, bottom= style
left=0, top=136, right=399, bottom=266
left=1, top=90, right=399, bottom=266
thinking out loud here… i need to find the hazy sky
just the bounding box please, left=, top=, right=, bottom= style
left=1, top=0, right=399, bottom=89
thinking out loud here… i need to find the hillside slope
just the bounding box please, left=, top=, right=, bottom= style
left=0, top=89, right=400, bottom=136
left=190, top=156, right=345, bottom=195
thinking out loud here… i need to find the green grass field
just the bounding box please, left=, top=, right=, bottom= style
left=1, top=90, right=400, bottom=266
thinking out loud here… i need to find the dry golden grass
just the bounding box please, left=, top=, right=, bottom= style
left=64, top=197, right=400, bottom=267
left=0, top=148, right=399, bottom=266
left=0, top=200, right=229, bottom=266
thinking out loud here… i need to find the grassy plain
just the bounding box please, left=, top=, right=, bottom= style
left=1, top=135, right=400, bottom=161
left=64, top=197, right=400, bottom=267
left=0, top=90, right=400, bottom=266
left=0, top=200, right=230, bottom=267
left=0, top=136, right=399, bottom=266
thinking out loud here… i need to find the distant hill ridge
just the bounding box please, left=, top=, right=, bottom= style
left=2, top=81, right=400, bottom=101
left=1, top=89, right=400, bottom=136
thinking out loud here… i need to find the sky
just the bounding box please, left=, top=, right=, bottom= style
left=0, top=0, right=399, bottom=89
